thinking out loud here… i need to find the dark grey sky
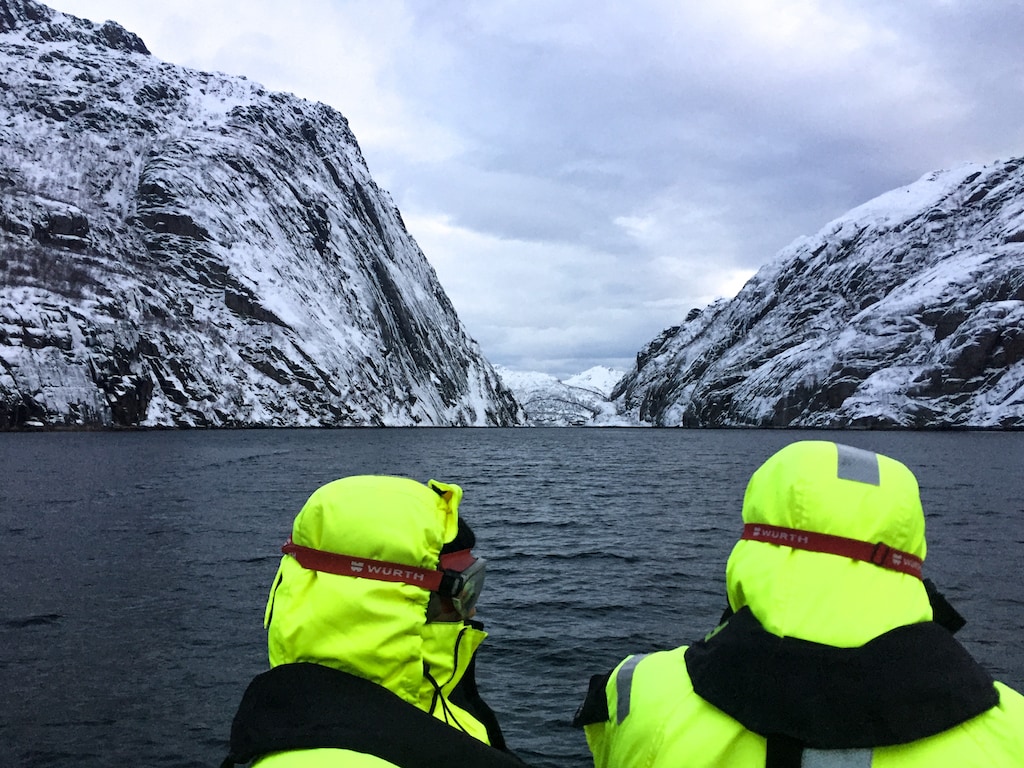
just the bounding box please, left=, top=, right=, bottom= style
left=54, top=0, right=1024, bottom=377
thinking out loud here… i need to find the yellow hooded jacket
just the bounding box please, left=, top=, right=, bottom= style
left=578, top=441, right=1024, bottom=767
left=223, top=476, right=521, bottom=768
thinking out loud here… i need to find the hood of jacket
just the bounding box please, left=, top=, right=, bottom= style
left=725, top=440, right=933, bottom=647
left=264, top=475, right=464, bottom=707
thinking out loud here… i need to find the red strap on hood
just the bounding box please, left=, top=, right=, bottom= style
left=282, top=539, right=446, bottom=590
left=741, top=523, right=923, bottom=578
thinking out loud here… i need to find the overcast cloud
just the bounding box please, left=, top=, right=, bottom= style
left=50, top=0, right=1024, bottom=378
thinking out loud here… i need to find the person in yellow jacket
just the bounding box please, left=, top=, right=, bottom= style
left=222, top=475, right=527, bottom=767
left=575, top=440, right=1024, bottom=767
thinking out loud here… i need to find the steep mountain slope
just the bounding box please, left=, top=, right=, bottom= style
left=0, top=0, right=525, bottom=427
left=615, top=159, right=1024, bottom=428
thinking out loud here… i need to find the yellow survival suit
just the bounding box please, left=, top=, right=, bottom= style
left=575, top=441, right=1024, bottom=767
left=223, top=475, right=524, bottom=767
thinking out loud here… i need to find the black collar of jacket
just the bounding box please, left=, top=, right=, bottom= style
left=221, top=662, right=525, bottom=767
left=685, top=607, right=999, bottom=749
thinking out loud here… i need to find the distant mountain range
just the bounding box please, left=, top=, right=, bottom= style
left=0, top=0, right=524, bottom=427
left=2, top=0, right=1021, bottom=429
left=493, top=365, right=634, bottom=426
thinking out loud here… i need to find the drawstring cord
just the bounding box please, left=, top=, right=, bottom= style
left=424, top=663, right=468, bottom=733
left=424, top=625, right=472, bottom=734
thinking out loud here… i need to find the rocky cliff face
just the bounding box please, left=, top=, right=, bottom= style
left=615, top=159, right=1024, bottom=428
left=0, top=0, right=525, bottom=428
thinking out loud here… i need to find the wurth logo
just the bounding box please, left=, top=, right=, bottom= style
left=890, top=552, right=922, bottom=574
left=752, top=526, right=811, bottom=545
left=367, top=564, right=426, bottom=582
left=350, top=561, right=365, bottom=573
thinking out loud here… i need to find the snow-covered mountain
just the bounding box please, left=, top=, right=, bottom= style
left=494, top=365, right=637, bottom=426
left=0, top=0, right=526, bottom=428
left=5, top=1, right=1022, bottom=432
left=615, top=159, right=1024, bottom=428
left=563, top=365, right=626, bottom=398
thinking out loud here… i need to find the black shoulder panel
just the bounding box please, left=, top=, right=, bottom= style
left=685, top=607, right=999, bottom=749
left=573, top=671, right=612, bottom=727
left=223, top=663, right=526, bottom=767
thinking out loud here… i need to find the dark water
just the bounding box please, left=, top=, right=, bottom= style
left=1, top=428, right=1022, bottom=767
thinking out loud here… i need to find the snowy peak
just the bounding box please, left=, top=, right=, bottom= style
left=0, top=0, right=525, bottom=428
left=617, top=158, right=1024, bottom=428
left=563, top=365, right=625, bottom=398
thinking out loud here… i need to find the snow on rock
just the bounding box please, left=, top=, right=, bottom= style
left=563, top=365, right=626, bottom=398
left=616, top=160, right=1024, bottom=428
left=494, top=365, right=638, bottom=426
left=0, top=0, right=525, bottom=428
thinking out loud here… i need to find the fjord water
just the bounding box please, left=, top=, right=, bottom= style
left=1, top=428, right=1022, bottom=768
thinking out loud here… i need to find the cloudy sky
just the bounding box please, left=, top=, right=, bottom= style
left=50, top=1, right=1024, bottom=378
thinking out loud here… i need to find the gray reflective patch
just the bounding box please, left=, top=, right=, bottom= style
left=802, top=748, right=873, bottom=768
left=615, top=653, right=648, bottom=724
left=836, top=444, right=880, bottom=485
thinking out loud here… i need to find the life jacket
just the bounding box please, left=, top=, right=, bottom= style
left=221, top=662, right=524, bottom=767
left=576, top=630, right=1024, bottom=768
left=576, top=441, right=1024, bottom=767
left=684, top=606, right=1000, bottom=766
